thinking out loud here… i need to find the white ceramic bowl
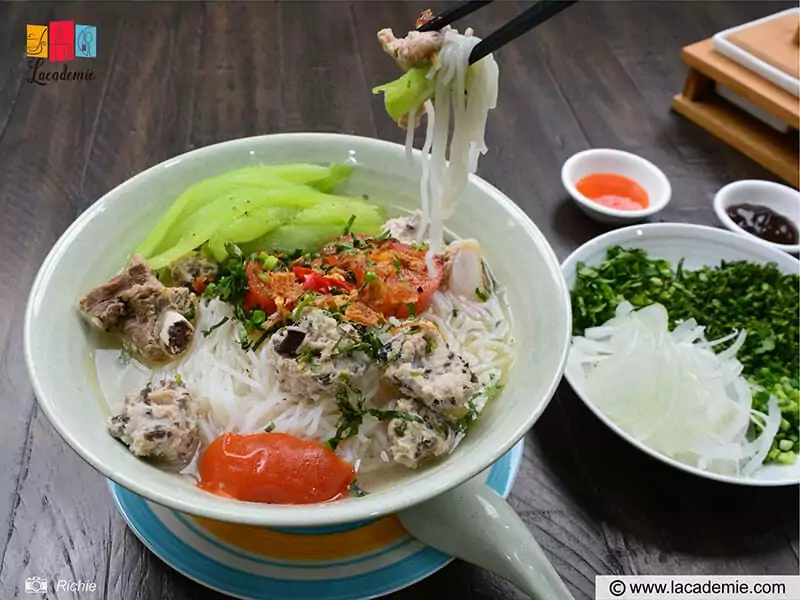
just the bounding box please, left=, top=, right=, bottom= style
left=24, top=133, right=572, bottom=527
left=562, top=223, right=800, bottom=486
left=713, top=179, right=800, bottom=254
left=561, top=149, right=672, bottom=225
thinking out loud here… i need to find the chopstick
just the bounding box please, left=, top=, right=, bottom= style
left=416, top=1, right=494, bottom=33
left=468, top=1, right=579, bottom=64
left=415, top=1, right=579, bottom=65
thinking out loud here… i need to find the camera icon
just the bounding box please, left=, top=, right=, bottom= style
left=24, top=576, right=48, bottom=594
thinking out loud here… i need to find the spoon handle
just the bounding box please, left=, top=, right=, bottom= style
left=398, top=477, right=574, bottom=600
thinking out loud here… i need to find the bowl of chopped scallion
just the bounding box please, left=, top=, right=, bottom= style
left=561, top=223, right=800, bottom=486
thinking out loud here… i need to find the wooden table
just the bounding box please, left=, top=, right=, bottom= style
left=1, top=2, right=797, bottom=599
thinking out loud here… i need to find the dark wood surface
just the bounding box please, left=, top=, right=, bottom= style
left=1, top=2, right=797, bottom=599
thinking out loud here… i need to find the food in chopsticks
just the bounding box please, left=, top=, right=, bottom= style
left=374, top=12, right=499, bottom=272
left=570, top=246, right=799, bottom=472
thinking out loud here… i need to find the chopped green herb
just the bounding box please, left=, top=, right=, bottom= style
left=394, top=422, right=407, bottom=437
left=365, top=271, right=378, bottom=283
left=225, top=241, right=244, bottom=261
left=327, top=377, right=421, bottom=450
left=251, top=310, right=266, bottom=325
left=343, top=214, right=357, bottom=236
left=264, top=422, right=276, bottom=433
left=455, top=399, right=478, bottom=434
left=337, top=325, right=384, bottom=360
left=485, top=381, right=504, bottom=401
left=456, top=382, right=504, bottom=434
left=202, top=316, right=230, bottom=337
left=392, top=258, right=403, bottom=274
left=452, top=309, right=459, bottom=318
left=571, top=245, right=800, bottom=463
left=118, top=347, right=132, bottom=366
left=236, top=321, right=253, bottom=350
left=475, top=287, right=490, bottom=302
left=296, top=346, right=316, bottom=365
left=184, top=302, right=196, bottom=321
left=251, top=330, right=271, bottom=351
left=292, top=293, right=317, bottom=321
left=376, top=229, right=392, bottom=242
left=425, top=338, right=437, bottom=355
left=326, top=378, right=368, bottom=450
left=174, top=374, right=183, bottom=385
left=348, top=479, right=368, bottom=497
left=369, top=409, right=421, bottom=423
left=407, top=303, right=416, bottom=318
left=201, top=241, right=270, bottom=337
left=257, top=252, right=279, bottom=271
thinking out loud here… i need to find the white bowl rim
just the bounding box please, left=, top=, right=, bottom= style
left=561, top=222, right=800, bottom=487
left=23, top=131, right=572, bottom=525
left=712, top=179, right=800, bottom=253
left=561, top=148, right=672, bottom=219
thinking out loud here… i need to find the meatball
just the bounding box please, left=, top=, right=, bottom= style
left=109, top=379, right=199, bottom=464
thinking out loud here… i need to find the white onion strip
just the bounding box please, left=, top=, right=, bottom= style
left=568, top=302, right=781, bottom=477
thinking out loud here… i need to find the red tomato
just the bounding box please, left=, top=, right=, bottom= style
left=318, top=236, right=443, bottom=319
left=243, top=262, right=278, bottom=313
left=388, top=245, right=442, bottom=318
left=191, top=276, right=209, bottom=294
left=198, top=432, right=356, bottom=505
left=292, top=266, right=354, bottom=294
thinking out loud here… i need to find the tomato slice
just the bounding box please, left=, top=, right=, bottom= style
left=198, top=432, right=355, bottom=504
left=292, top=266, right=354, bottom=294
left=243, top=262, right=278, bottom=314
left=317, top=235, right=443, bottom=319
left=191, top=276, right=210, bottom=294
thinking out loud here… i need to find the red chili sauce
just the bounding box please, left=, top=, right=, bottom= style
left=576, top=173, right=650, bottom=211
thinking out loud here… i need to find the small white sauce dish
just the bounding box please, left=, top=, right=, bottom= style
left=713, top=179, right=800, bottom=254
left=561, top=148, right=672, bottom=225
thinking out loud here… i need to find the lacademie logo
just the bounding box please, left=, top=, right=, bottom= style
left=25, top=21, right=97, bottom=85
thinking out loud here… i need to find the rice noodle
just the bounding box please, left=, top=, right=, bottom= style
left=404, top=105, right=416, bottom=166
left=406, top=29, right=499, bottom=275
left=419, top=99, right=435, bottom=228
left=146, top=286, right=514, bottom=477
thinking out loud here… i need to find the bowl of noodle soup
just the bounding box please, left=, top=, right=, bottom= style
left=25, top=132, right=571, bottom=526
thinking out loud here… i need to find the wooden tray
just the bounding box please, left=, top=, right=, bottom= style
left=672, top=39, right=799, bottom=188
left=712, top=7, right=799, bottom=98
left=728, top=12, right=799, bottom=79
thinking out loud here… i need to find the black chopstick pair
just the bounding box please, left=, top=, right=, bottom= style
left=417, top=0, right=579, bottom=65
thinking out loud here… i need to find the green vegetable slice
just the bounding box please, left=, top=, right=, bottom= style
left=149, top=187, right=372, bottom=269
left=135, top=163, right=354, bottom=258
left=242, top=201, right=385, bottom=255
left=372, top=67, right=435, bottom=122
left=207, top=206, right=299, bottom=262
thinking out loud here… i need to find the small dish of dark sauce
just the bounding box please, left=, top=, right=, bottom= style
left=725, top=203, right=799, bottom=245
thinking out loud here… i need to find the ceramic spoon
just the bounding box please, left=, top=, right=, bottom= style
left=398, top=477, right=574, bottom=600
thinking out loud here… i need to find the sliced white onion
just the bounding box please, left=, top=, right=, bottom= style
left=568, top=302, right=780, bottom=476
